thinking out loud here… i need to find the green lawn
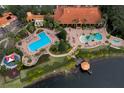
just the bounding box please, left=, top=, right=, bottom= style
left=21, top=56, right=74, bottom=83
left=76, top=46, right=124, bottom=59
left=0, top=56, right=76, bottom=87
left=2, top=45, right=124, bottom=87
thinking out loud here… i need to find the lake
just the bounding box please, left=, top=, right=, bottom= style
left=26, top=56, right=124, bottom=88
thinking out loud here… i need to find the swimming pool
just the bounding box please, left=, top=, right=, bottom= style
left=95, top=33, right=102, bottom=41
left=28, top=32, right=51, bottom=52
left=111, top=39, right=120, bottom=44
left=80, top=33, right=102, bottom=43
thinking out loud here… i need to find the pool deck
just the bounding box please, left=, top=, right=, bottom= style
left=66, top=27, right=124, bottom=49
left=46, top=27, right=124, bottom=58
left=16, top=29, right=58, bottom=56
left=16, top=28, right=58, bottom=66
left=16, top=27, right=124, bottom=66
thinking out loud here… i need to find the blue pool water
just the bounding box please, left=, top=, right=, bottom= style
left=28, top=32, right=51, bottom=52
left=80, top=33, right=102, bottom=43
left=95, top=33, right=102, bottom=41
left=112, top=39, right=120, bottom=44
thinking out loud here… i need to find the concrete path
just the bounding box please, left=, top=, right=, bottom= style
left=0, top=38, right=8, bottom=44
left=0, top=38, right=8, bottom=48
left=47, top=27, right=124, bottom=57
left=46, top=46, right=77, bottom=57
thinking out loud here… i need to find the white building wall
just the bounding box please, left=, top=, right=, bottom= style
left=34, top=20, right=43, bottom=27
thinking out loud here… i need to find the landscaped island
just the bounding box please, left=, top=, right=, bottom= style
left=0, top=5, right=124, bottom=88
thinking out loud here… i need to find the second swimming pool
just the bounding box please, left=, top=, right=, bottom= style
left=80, top=33, right=102, bottom=43
left=28, top=32, right=51, bottom=52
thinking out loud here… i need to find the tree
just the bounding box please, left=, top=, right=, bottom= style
left=58, top=40, right=67, bottom=52
left=3, top=5, right=56, bottom=23
left=100, top=6, right=124, bottom=39
left=26, top=22, right=35, bottom=33
left=43, top=15, right=54, bottom=29
left=39, top=5, right=56, bottom=15
left=0, top=65, right=8, bottom=83
left=58, top=40, right=71, bottom=53
left=50, top=45, right=58, bottom=52
left=54, top=21, right=60, bottom=30
left=56, top=30, right=67, bottom=41
left=4, top=5, right=27, bottom=23
left=0, top=7, right=5, bottom=16
left=72, top=19, right=79, bottom=28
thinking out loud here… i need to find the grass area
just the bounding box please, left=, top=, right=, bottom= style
left=1, top=46, right=124, bottom=87
left=75, top=46, right=124, bottom=59
left=0, top=78, right=23, bottom=88
left=0, top=41, right=6, bottom=62
left=0, top=56, right=74, bottom=88
left=21, top=56, right=76, bottom=83
left=37, top=54, right=50, bottom=63
left=14, top=22, right=35, bottom=42
left=15, top=29, right=29, bottom=41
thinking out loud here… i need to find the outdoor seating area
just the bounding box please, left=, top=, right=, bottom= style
left=66, top=27, right=124, bottom=49
left=108, top=36, right=124, bottom=49
left=17, top=29, right=53, bottom=55
left=22, top=56, right=38, bottom=66
left=16, top=28, right=58, bottom=66
left=15, top=27, right=124, bottom=67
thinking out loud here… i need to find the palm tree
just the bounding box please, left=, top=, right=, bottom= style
left=0, top=65, right=8, bottom=83
left=72, top=19, right=79, bottom=28
left=83, top=18, right=88, bottom=29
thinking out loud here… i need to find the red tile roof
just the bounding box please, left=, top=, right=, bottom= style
left=54, top=6, right=102, bottom=24
left=26, top=12, right=44, bottom=22
left=0, top=12, right=17, bottom=27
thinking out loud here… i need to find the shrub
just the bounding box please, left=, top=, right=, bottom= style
left=106, top=34, right=111, bottom=39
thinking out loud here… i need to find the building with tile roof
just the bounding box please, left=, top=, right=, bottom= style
left=54, top=6, right=102, bottom=25
left=0, top=12, right=17, bottom=27
left=0, top=12, right=21, bottom=39
left=27, top=12, right=44, bottom=27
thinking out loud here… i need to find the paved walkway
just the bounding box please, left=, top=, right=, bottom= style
left=0, top=38, right=9, bottom=48
left=0, top=38, right=8, bottom=44
left=16, top=27, right=124, bottom=64
left=46, top=46, right=77, bottom=57
left=66, top=27, right=124, bottom=49
left=47, top=27, right=124, bottom=57
left=16, top=28, right=59, bottom=66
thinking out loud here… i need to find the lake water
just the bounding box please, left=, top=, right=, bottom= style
left=26, top=56, right=124, bottom=88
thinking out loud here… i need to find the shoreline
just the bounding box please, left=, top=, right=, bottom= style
left=23, top=65, right=75, bottom=88
left=24, top=53, right=124, bottom=88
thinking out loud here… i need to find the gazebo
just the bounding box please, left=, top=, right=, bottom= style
left=1, top=53, right=20, bottom=69
left=81, top=61, right=90, bottom=71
